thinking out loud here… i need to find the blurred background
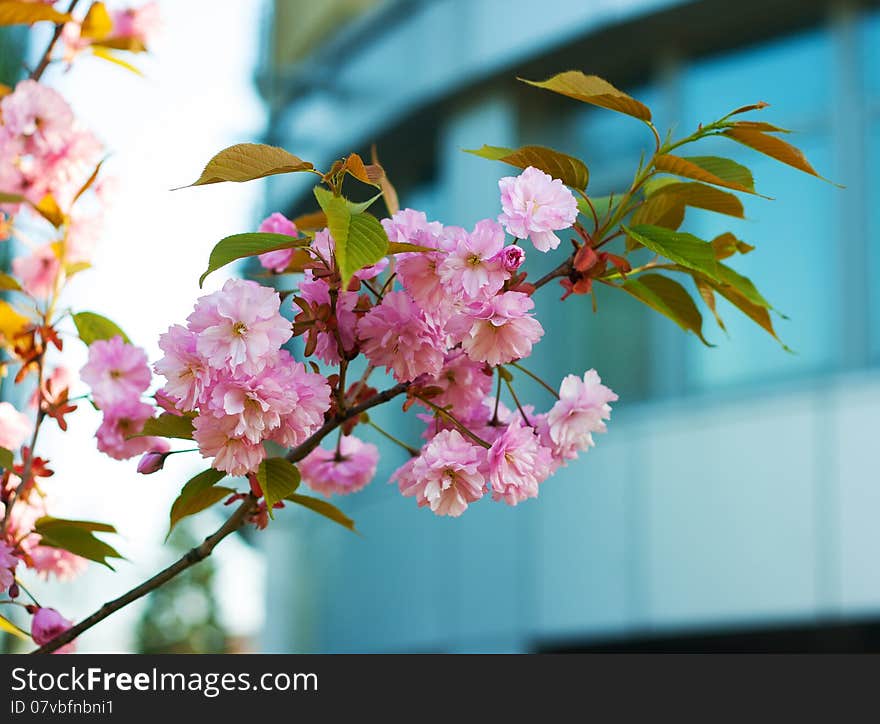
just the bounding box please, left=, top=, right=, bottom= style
left=3, top=0, right=880, bottom=653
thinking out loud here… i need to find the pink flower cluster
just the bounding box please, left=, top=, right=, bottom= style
left=393, top=371, right=617, bottom=516
left=155, top=278, right=331, bottom=475
left=80, top=336, right=168, bottom=460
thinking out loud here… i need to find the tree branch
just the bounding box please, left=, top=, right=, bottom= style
left=31, top=493, right=258, bottom=654
left=31, top=382, right=411, bottom=654
left=30, top=0, right=82, bottom=82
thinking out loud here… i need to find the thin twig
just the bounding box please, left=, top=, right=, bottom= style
left=30, top=0, right=82, bottom=82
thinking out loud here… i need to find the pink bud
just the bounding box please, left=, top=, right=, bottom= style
left=497, top=245, right=525, bottom=272
left=137, top=450, right=169, bottom=475
left=154, top=390, right=184, bottom=416
left=31, top=607, right=75, bottom=653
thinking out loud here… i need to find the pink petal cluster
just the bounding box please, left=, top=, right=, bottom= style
left=358, top=291, right=445, bottom=382
left=0, top=401, right=32, bottom=450
left=485, top=419, right=553, bottom=505
left=11, top=243, right=60, bottom=299
left=110, top=2, right=161, bottom=45
left=257, top=212, right=298, bottom=272
left=300, top=435, right=379, bottom=497
left=394, top=429, right=485, bottom=517
left=31, top=607, right=75, bottom=654
left=542, top=370, right=618, bottom=461
left=460, top=291, right=544, bottom=366
left=156, top=279, right=330, bottom=476
left=298, top=273, right=359, bottom=364
left=0, top=541, right=18, bottom=594
left=498, top=166, right=578, bottom=252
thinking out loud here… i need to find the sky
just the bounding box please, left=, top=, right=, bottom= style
left=18, top=1, right=270, bottom=652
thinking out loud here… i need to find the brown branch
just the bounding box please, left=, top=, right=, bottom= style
left=32, top=494, right=259, bottom=654
left=32, top=382, right=411, bottom=654
left=532, top=256, right=573, bottom=290
left=30, top=0, right=82, bottom=82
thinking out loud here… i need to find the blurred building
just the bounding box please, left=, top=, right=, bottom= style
left=257, top=0, right=880, bottom=652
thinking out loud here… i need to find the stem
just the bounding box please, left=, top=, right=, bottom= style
left=13, top=578, right=41, bottom=607
left=30, top=0, right=82, bottom=82
left=32, top=494, right=259, bottom=654
left=532, top=257, right=573, bottom=290
left=509, top=361, right=559, bottom=399
left=414, top=395, right=491, bottom=449
left=491, top=369, right=503, bottom=425
left=503, top=377, right=532, bottom=427
left=367, top=420, right=419, bottom=457
left=575, top=189, right=599, bottom=236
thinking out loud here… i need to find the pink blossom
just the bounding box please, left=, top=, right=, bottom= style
left=155, top=324, right=214, bottom=411
left=257, top=212, right=298, bottom=272
left=424, top=351, right=492, bottom=418
left=12, top=244, right=60, bottom=298
left=358, top=291, right=445, bottom=382
left=0, top=80, right=73, bottom=153
left=300, top=435, right=379, bottom=497
left=29, top=547, right=87, bottom=582
left=189, top=278, right=292, bottom=374
left=460, top=291, right=544, bottom=366
left=498, top=166, right=578, bottom=252
left=0, top=401, right=32, bottom=450
left=266, top=354, right=331, bottom=448
left=485, top=419, right=553, bottom=506
left=312, top=228, right=388, bottom=280
left=397, top=429, right=486, bottom=517
left=31, top=608, right=75, bottom=653
left=192, top=413, right=265, bottom=476
left=96, top=400, right=167, bottom=460
left=65, top=210, right=102, bottom=264
left=80, top=336, right=151, bottom=408
left=297, top=274, right=358, bottom=364
left=110, top=2, right=160, bottom=45
left=0, top=542, right=18, bottom=593
left=496, top=244, right=525, bottom=272
left=439, top=219, right=508, bottom=299
left=382, top=208, right=444, bottom=248
left=544, top=370, right=617, bottom=460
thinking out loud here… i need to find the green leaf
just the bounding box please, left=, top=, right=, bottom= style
left=35, top=525, right=123, bottom=570
left=286, top=493, right=357, bottom=533
left=198, top=231, right=309, bottom=287
left=181, top=143, right=314, bottom=187
left=704, top=274, right=789, bottom=350
left=654, top=155, right=763, bottom=196
left=621, top=273, right=711, bottom=345
left=256, top=457, right=301, bottom=519
left=625, top=224, right=720, bottom=282
left=646, top=182, right=745, bottom=218
left=631, top=193, right=685, bottom=231
left=0, top=613, right=28, bottom=640
left=715, top=262, right=773, bottom=310
left=387, top=241, right=434, bottom=254
left=0, top=1, right=73, bottom=26
left=520, top=71, right=652, bottom=121
left=34, top=516, right=117, bottom=535
left=342, top=213, right=389, bottom=285
left=0, top=191, right=25, bottom=204
left=167, top=468, right=233, bottom=538
left=577, top=194, right=616, bottom=222
left=465, top=144, right=589, bottom=190
left=72, top=311, right=130, bottom=345
left=345, top=192, right=384, bottom=215
left=314, top=186, right=351, bottom=254
left=135, top=412, right=195, bottom=441
left=0, top=447, right=13, bottom=471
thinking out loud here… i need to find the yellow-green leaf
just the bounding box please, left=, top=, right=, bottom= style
left=0, top=613, right=28, bottom=641
left=621, top=274, right=711, bottom=345
left=387, top=241, right=434, bottom=254
left=182, top=143, right=314, bottom=188
left=712, top=232, right=755, bottom=260
left=35, top=516, right=117, bottom=535
left=0, top=447, right=13, bottom=471
left=33, top=193, right=64, bottom=227
left=167, top=468, right=233, bottom=538
left=465, top=144, right=589, bottom=190
left=521, top=71, right=651, bottom=121
left=135, top=413, right=195, bottom=441
left=36, top=526, right=123, bottom=570
left=286, top=492, right=357, bottom=533
left=0, top=300, right=31, bottom=345
left=654, top=155, right=762, bottom=196
left=80, top=0, right=112, bottom=39
left=0, top=1, right=72, bottom=26
left=0, top=272, right=21, bottom=291
left=256, top=457, right=300, bottom=519
left=647, top=182, right=745, bottom=218
left=198, top=231, right=309, bottom=287
left=72, top=311, right=130, bottom=345
left=91, top=46, right=142, bottom=75
left=722, top=126, right=830, bottom=181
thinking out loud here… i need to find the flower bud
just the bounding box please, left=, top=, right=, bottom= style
left=8, top=582, right=19, bottom=599
left=497, top=245, right=525, bottom=272
left=137, top=450, right=169, bottom=475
